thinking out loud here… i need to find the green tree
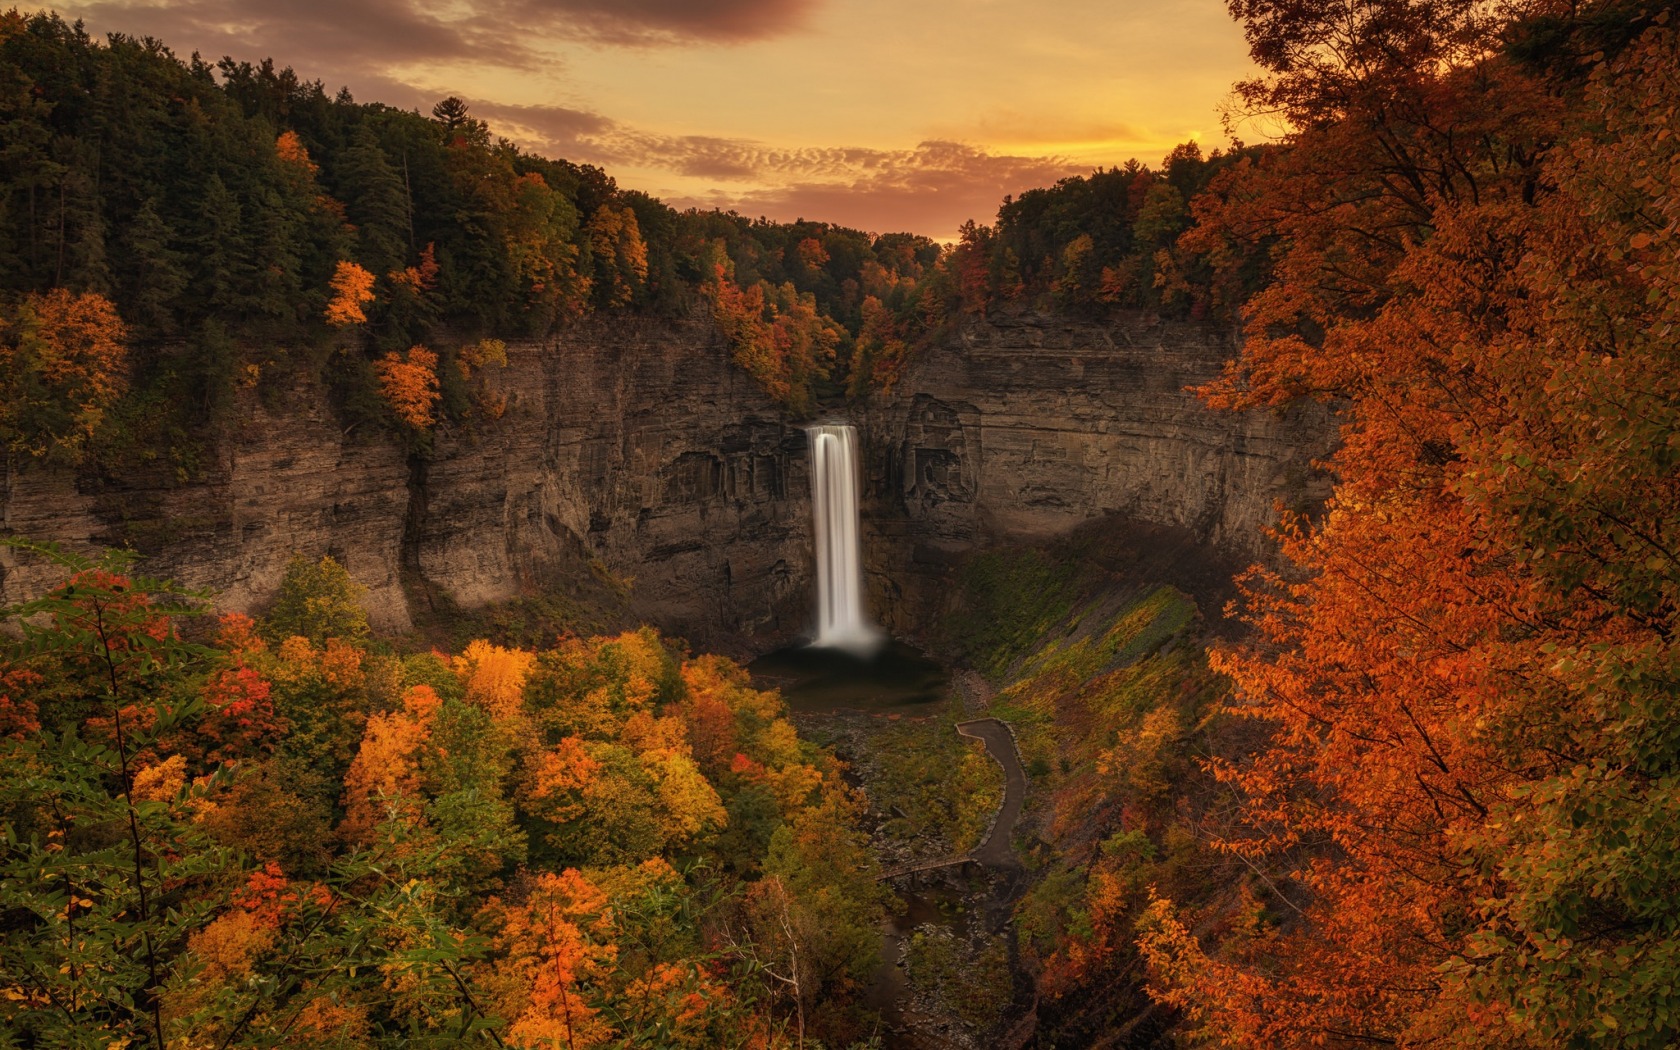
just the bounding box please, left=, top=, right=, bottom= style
left=0, top=540, right=236, bottom=1048
left=336, top=126, right=411, bottom=279
left=262, top=553, right=370, bottom=647
left=120, top=197, right=189, bottom=335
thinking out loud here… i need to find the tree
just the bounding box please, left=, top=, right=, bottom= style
left=324, top=260, right=376, bottom=325
left=263, top=553, right=370, bottom=647
left=586, top=202, right=648, bottom=309
left=430, top=96, right=472, bottom=134
left=336, top=127, right=412, bottom=279
left=743, top=786, right=885, bottom=1037
left=1143, top=14, right=1680, bottom=1050
left=0, top=288, right=127, bottom=461
left=0, top=541, right=235, bottom=1049
left=120, top=198, right=189, bottom=335
left=484, top=869, right=618, bottom=1049
left=456, top=639, right=533, bottom=723
left=339, top=683, right=438, bottom=846
left=374, top=345, right=441, bottom=431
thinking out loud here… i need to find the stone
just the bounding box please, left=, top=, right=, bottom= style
left=1, top=309, right=1333, bottom=655
left=861, top=310, right=1335, bottom=634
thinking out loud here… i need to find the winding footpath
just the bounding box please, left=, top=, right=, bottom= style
left=879, top=717, right=1026, bottom=880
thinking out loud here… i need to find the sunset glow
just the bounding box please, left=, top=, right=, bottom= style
left=53, top=0, right=1256, bottom=236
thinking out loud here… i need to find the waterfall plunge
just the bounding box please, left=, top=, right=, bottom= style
left=808, top=424, right=881, bottom=656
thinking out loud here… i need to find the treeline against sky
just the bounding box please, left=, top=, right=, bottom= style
left=0, top=544, right=887, bottom=1047
left=0, top=8, right=1236, bottom=454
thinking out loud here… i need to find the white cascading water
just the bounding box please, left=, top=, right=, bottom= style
left=808, top=423, right=881, bottom=656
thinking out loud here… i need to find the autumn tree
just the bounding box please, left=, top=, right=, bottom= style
left=0, top=542, right=235, bottom=1048
left=0, top=288, right=127, bottom=461
left=706, top=262, right=839, bottom=416
left=375, top=345, right=441, bottom=430
left=483, top=869, right=618, bottom=1049
left=586, top=202, right=649, bottom=309
left=1143, top=10, right=1680, bottom=1049
left=324, top=260, right=376, bottom=326
left=339, top=683, right=440, bottom=846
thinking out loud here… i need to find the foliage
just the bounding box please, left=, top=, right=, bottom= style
left=942, top=547, right=1078, bottom=682
left=325, top=261, right=376, bottom=326
left=0, top=288, right=127, bottom=461
left=1139, top=7, right=1680, bottom=1049
left=864, top=715, right=1002, bottom=855
left=374, top=345, right=441, bottom=431
left=264, top=553, right=371, bottom=647
left=0, top=534, right=886, bottom=1047
left=932, top=534, right=1244, bottom=1042
left=0, top=542, right=230, bottom=1047
left=0, top=7, right=1268, bottom=439
left=705, top=262, right=842, bottom=416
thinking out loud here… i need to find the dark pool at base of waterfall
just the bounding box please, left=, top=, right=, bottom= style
left=747, top=638, right=951, bottom=713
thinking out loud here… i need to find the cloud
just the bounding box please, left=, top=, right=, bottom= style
left=497, top=0, right=820, bottom=45
left=72, top=0, right=544, bottom=74
left=68, top=0, right=818, bottom=78
left=666, top=141, right=1089, bottom=239
left=465, top=98, right=619, bottom=152
left=444, top=100, right=1087, bottom=237
left=54, top=2, right=1093, bottom=238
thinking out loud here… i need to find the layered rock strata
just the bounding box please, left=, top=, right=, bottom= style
left=1, top=310, right=1333, bottom=652
left=0, top=316, right=814, bottom=652
left=861, top=311, right=1335, bottom=633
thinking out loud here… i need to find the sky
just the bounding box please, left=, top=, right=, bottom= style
left=51, top=0, right=1259, bottom=240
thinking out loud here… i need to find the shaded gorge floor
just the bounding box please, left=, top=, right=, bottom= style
left=751, top=638, right=1029, bottom=1048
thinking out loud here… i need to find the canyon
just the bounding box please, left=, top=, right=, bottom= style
left=861, top=311, right=1334, bottom=635
left=0, top=310, right=1333, bottom=650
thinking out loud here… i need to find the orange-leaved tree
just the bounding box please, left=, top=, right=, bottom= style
left=706, top=261, right=839, bottom=416
left=0, top=288, right=128, bottom=461
left=324, top=260, right=376, bottom=326
left=374, top=345, right=441, bottom=430
left=1141, top=10, right=1680, bottom=1050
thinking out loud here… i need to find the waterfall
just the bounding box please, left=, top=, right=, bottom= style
left=808, top=423, right=881, bottom=656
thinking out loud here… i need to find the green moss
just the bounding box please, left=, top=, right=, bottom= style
left=942, top=548, right=1078, bottom=682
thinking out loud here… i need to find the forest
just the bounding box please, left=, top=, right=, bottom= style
left=0, top=544, right=889, bottom=1047
left=4, top=0, right=1680, bottom=1046
left=0, top=7, right=1236, bottom=454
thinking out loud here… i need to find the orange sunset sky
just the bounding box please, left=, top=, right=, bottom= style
left=50, top=0, right=1259, bottom=239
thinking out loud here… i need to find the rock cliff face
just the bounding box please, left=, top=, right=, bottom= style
left=0, top=310, right=1334, bottom=653
left=860, top=312, right=1335, bottom=634
left=0, top=316, right=816, bottom=653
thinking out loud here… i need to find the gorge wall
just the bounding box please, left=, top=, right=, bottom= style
left=0, top=316, right=815, bottom=654
left=860, top=311, right=1335, bottom=634
left=0, top=311, right=1334, bottom=651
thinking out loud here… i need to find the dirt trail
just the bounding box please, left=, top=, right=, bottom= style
left=955, top=718, right=1026, bottom=868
